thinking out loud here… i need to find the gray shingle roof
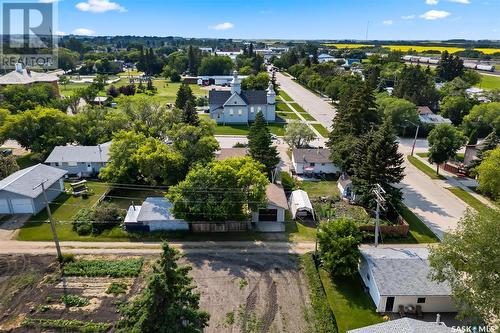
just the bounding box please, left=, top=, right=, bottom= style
left=137, top=197, right=176, bottom=222
left=361, top=247, right=451, bottom=296
left=348, top=318, right=455, bottom=333
left=0, top=164, right=67, bottom=198
left=45, top=142, right=111, bottom=164
left=292, top=148, right=332, bottom=164
left=0, top=69, right=58, bottom=85
left=266, top=184, right=288, bottom=209
left=215, top=148, right=249, bottom=161
left=209, top=90, right=267, bottom=106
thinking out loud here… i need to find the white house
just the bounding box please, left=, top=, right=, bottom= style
left=359, top=247, right=456, bottom=314
left=208, top=71, right=276, bottom=124
left=252, top=183, right=288, bottom=232
left=337, top=174, right=353, bottom=199
left=292, top=148, right=339, bottom=175
left=124, top=197, right=189, bottom=232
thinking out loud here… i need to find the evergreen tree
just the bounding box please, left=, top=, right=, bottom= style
left=467, top=132, right=499, bottom=172
left=187, top=45, right=199, bottom=75
left=117, top=242, right=209, bottom=333
left=182, top=100, right=199, bottom=126
left=175, top=84, right=195, bottom=110
left=351, top=121, right=405, bottom=210
left=327, top=79, right=380, bottom=171
left=437, top=51, right=464, bottom=82
left=393, top=65, right=440, bottom=107
left=248, top=112, right=280, bottom=177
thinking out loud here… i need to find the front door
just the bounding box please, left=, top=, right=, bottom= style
left=385, top=297, right=395, bottom=312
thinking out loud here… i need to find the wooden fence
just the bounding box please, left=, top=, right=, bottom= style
left=190, top=221, right=250, bottom=233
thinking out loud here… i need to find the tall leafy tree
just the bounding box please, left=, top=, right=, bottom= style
left=327, top=79, right=380, bottom=171
left=198, top=55, right=233, bottom=76
left=182, top=100, right=199, bottom=126
left=427, top=124, right=467, bottom=175
left=318, top=218, right=362, bottom=277
left=118, top=242, right=210, bottom=333
left=429, top=208, right=500, bottom=327
left=352, top=121, right=405, bottom=210
left=393, top=65, right=439, bottom=107
left=283, top=121, right=316, bottom=149
left=377, top=95, right=418, bottom=133
left=175, top=84, right=196, bottom=110
left=475, top=147, right=500, bottom=200
left=440, top=95, right=473, bottom=126
left=248, top=112, right=280, bottom=177
left=0, top=155, right=19, bottom=179
left=168, top=157, right=268, bottom=221
left=437, top=51, right=464, bottom=82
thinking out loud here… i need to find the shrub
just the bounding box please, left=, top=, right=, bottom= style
left=280, top=171, right=297, bottom=192
left=60, top=294, right=90, bottom=307
left=301, top=253, right=338, bottom=333
left=22, top=319, right=111, bottom=333
left=118, top=84, right=136, bottom=96
left=60, top=253, right=75, bottom=264
left=72, top=203, right=123, bottom=235
left=63, top=258, right=143, bottom=277
left=106, top=281, right=128, bottom=296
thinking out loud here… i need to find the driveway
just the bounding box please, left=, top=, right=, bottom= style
left=274, top=72, right=336, bottom=129
left=0, top=215, right=31, bottom=241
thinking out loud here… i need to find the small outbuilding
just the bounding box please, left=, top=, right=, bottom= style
left=337, top=174, right=353, bottom=199
left=252, top=183, right=288, bottom=232
left=288, top=190, right=315, bottom=220
left=359, top=247, right=456, bottom=314
left=124, top=197, right=189, bottom=232
left=0, top=164, right=67, bottom=215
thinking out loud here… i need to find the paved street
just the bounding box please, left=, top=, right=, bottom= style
left=274, top=72, right=336, bottom=129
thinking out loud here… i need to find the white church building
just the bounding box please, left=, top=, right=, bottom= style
left=208, top=71, right=276, bottom=124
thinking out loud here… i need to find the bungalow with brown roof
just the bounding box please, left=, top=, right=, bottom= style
left=252, top=183, right=288, bottom=232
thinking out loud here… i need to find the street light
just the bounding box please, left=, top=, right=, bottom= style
left=405, top=120, right=420, bottom=157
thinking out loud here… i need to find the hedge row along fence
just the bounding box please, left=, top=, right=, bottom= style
left=301, top=253, right=338, bottom=333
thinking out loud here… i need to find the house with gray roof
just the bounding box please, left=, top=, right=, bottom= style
left=292, top=148, right=340, bottom=175
left=45, top=142, right=111, bottom=178
left=359, top=247, right=456, bottom=314
left=124, top=197, right=189, bottom=232
left=0, top=63, right=59, bottom=94
left=347, top=318, right=456, bottom=333
left=209, top=71, right=276, bottom=124
left=0, top=164, right=67, bottom=215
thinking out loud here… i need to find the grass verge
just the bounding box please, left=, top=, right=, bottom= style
left=277, top=89, right=293, bottom=102
left=214, top=123, right=286, bottom=136
left=407, top=156, right=445, bottom=180
left=399, top=205, right=440, bottom=243
left=446, top=186, right=492, bottom=213
left=312, top=124, right=330, bottom=138
left=319, top=269, right=383, bottom=333
left=301, top=253, right=338, bottom=333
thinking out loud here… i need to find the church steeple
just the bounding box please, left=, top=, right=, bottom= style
left=267, top=81, right=276, bottom=105
left=231, top=70, right=241, bottom=94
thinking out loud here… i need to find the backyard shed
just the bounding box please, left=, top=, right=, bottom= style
left=0, top=164, right=67, bottom=215
left=252, top=183, right=288, bottom=232
left=124, top=197, right=189, bottom=232
left=288, top=190, right=315, bottom=220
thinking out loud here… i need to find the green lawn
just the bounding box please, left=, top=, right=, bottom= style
left=476, top=74, right=500, bottom=90
left=299, top=181, right=340, bottom=199
left=16, top=154, right=40, bottom=169
left=399, top=205, right=440, bottom=243
left=285, top=220, right=317, bottom=242
left=417, top=152, right=464, bottom=162
left=17, top=181, right=112, bottom=241
left=214, top=123, right=286, bottom=136
left=277, top=89, right=293, bottom=102
left=290, top=103, right=306, bottom=113
left=312, top=124, right=330, bottom=138
left=319, top=269, right=383, bottom=333
left=277, top=111, right=300, bottom=120
left=446, top=186, right=492, bottom=213
left=276, top=102, right=293, bottom=112
left=104, top=187, right=166, bottom=210
left=301, top=113, right=316, bottom=121
left=407, top=156, right=446, bottom=180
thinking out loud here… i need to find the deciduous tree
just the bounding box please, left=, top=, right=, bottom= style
left=283, top=121, right=316, bottom=149
left=475, top=147, right=500, bottom=200
left=427, top=124, right=467, bottom=175
left=0, top=155, right=19, bottom=180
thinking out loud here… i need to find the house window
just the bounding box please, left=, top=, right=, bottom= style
left=68, top=161, right=77, bottom=166
left=310, top=163, right=315, bottom=167
left=258, top=209, right=278, bottom=222
left=366, top=273, right=370, bottom=281
left=55, top=162, right=60, bottom=167
left=238, top=109, right=242, bottom=115
left=257, top=107, right=262, bottom=112
left=321, top=163, right=325, bottom=166
left=229, top=108, right=234, bottom=115
left=62, top=162, right=68, bottom=166
left=417, top=298, right=426, bottom=304
left=250, top=107, right=254, bottom=113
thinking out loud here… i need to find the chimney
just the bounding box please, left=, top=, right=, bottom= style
left=26, top=67, right=31, bottom=75
left=436, top=314, right=441, bottom=325
left=15, top=63, right=23, bottom=73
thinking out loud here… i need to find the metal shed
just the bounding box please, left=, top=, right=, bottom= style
left=288, top=190, right=315, bottom=220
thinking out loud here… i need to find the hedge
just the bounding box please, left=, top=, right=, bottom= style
left=22, top=319, right=111, bottom=333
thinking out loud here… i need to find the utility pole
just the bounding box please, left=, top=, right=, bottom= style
left=33, top=180, right=62, bottom=260
left=406, top=120, right=420, bottom=157
left=372, top=184, right=386, bottom=247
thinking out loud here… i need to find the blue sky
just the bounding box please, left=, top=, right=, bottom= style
left=51, top=0, right=499, bottom=39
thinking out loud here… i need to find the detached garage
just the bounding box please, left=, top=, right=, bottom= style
left=0, top=164, right=67, bottom=215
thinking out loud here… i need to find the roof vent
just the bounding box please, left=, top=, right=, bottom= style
left=15, top=63, right=23, bottom=73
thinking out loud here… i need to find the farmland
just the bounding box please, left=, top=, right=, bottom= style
left=323, top=43, right=500, bottom=54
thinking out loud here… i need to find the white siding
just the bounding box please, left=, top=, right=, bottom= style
left=293, top=161, right=339, bottom=175
left=378, top=295, right=456, bottom=313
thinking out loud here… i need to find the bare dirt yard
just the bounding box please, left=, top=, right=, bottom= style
left=184, top=253, right=312, bottom=333
left=0, top=253, right=312, bottom=333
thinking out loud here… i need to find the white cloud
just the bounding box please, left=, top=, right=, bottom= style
left=383, top=20, right=394, bottom=25
left=210, top=22, right=234, bottom=30
left=426, top=0, right=439, bottom=4
left=420, top=10, right=451, bottom=20
left=76, top=0, right=126, bottom=13
left=72, top=28, right=95, bottom=35
left=402, top=15, right=416, bottom=20
left=448, top=0, right=470, bottom=3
